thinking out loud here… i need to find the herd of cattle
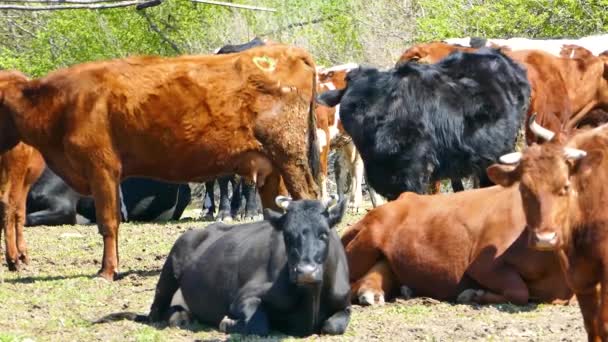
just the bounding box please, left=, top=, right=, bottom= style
left=1, top=33, right=608, bottom=339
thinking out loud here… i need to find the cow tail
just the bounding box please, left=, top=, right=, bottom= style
left=93, top=312, right=149, bottom=324
left=307, top=67, right=322, bottom=189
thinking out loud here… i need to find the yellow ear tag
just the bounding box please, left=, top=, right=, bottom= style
left=253, top=56, right=277, bottom=72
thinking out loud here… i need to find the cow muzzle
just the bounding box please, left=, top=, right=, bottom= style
left=295, top=263, right=322, bottom=285
left=529, top=230, right=559, bottom=250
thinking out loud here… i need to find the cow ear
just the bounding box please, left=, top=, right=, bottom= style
left=264, top=208, right=285, bottom=230
left=486, top=163, right=521, bottom=187
left=571, top=149, right=603, bottom=178
left=325, top=198, right=347, bottom=228
left=316, top=89, right=344, bottom=107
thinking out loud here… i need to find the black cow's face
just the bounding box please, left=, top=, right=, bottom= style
left=264, top=196, right=347, bottom=286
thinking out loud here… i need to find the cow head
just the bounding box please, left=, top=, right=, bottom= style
left=264, top=195, right=347, bottom=285
left=487, top=119, right=604, bottom=251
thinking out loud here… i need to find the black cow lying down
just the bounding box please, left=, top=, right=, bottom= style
left=26, top=168, right=191, bottom=225
left=318, top=48, right=530, bottom=199
left=97, top=196, right=351, bottom=337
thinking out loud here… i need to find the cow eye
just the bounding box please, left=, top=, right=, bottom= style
left=559, top=183, right=570, bottom=196
left=319, top=232, right=328, bottom=241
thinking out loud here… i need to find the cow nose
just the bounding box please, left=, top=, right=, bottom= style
left=532, top=230, right=559, bottom=250
left=296, top=264, right=320, bottom=284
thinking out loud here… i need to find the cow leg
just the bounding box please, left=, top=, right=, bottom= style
left=352, top=259, right=398, bottom=306
left=450, top=178, right=465, bottom=192
left=343, top=226, right=382, bottom=283
left=26, top=205, right=77, bottom=226
left=202, top=180, right=216, bottom=221
left=334, top=150, right=349, bottom=203
left=350, top=152, right=364, bottom=213
left=321, top=307, right=351, bottom=335
left=91, top=170, right=122, bottom=281
left=477, top=171, right=494, bottom=188
left=216, top=176, right=232, bottom=222
left=577, top=288, right=601, bottom=341
left=366, top=171, right=384, bottom=208
left=220, top=284, right=273, bottom=336
left=1, top=199, right=19, bottom=271
left=230, top=177, right=244, bottom=220
left=241, top=180, right=260, bottom=221
left=464, top=262, right=529, bottom=305
left=14, top=189, right=28, bottom=265
left=149, top=256, right=180, bottom=322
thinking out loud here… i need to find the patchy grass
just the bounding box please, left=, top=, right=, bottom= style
left=0, top=206, right=586, bottom=341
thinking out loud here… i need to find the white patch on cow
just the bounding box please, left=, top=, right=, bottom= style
left=119, top=186, right=128, bottom=222
left=316, top=128, right=327, bottom=151
left=168, top=288, right=192, bottom=327
left=320, top=81, right=336, bottom=90
left=569, top=49, right=575, bottom=59
left=213, top=46, right=221, bottom=54
left=456, top=289, right=484, bottom=303
left=219, top=316, right=237, bottom=332
left=358, top=290, right=376, bottom=306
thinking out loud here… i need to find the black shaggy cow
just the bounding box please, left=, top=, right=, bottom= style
left=26, top=168, right=191, bottom=225
left=145, top=196, right=351, bottom=336
left=318, top=48, right=530, bottom=199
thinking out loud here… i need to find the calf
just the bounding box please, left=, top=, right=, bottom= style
left=488, top=121, right=608, bottom=341
left=146, top=196, right=350, bottom=336
left=342, top=185, right=572, bottom=306
left=319, top=48, right=530, bottom=200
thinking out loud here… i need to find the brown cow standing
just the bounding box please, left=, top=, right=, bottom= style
left=487, top=123, right=608, bottom=341
left=0, top=71, right=46, bottom=271
left=397, top=41, right=608, bottom=145
left=0, top=45, right=320, bottom=280
left=342, top=185, right=572, bottom=306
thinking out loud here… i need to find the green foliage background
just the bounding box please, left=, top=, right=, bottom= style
left=0, top=0, right=606, bottom=77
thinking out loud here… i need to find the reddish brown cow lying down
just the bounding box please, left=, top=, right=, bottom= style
left=342, top=185, right=573, bottom=306
left=0, top=44, right=320, bottom=280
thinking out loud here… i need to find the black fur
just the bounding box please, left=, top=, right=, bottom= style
left=469, top=37, right=488, bottom=48
left=318, top=48, right=530, bottom=199
left=215, top=37, right=265, bottom=54
left=26, top=168, right=191, bottom=225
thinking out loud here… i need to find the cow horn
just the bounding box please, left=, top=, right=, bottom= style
left=499, top=152, right=523, bottom=164
left=564, top=147, right=587, bottom=160
left=275, top=196, right=292, bottom=210
left=529, top=114, right=555, bottom=141
left=324, top=194, right=339, bottom=209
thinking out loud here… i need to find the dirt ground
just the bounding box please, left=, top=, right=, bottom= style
left=0, top=205, right=586, bottom=341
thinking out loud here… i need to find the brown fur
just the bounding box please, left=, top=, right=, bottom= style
left=342, top=185, right=572, bottom=305
left=0, top=45, right=320, bottom=280
left=397, top=42, right=608, bottom=145
left=487, top=125, right=608, bottom=341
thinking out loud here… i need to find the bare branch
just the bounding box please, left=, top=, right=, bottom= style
left=0, top=1, right=144, bottom=10
left=260, top=15, right=337, bottom=37
left=140, top=10, right=182, bottom=54
left=190, top=0, right=276, bottom=12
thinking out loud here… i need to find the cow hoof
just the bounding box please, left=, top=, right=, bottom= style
left=19, top=253, right=30, bottom=265
left=358, top=290, right=377, bottom=306
left=457, top=289, right=484, bottom=303
left=217, top=212, right=233, bottom=223
left=6, top=259, right=19, bottom=272
left=219, top=316, right=236, bottom=332
left=97, top=269, right=119, bottom=282
left=400, top=286, right=413, bottom=299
